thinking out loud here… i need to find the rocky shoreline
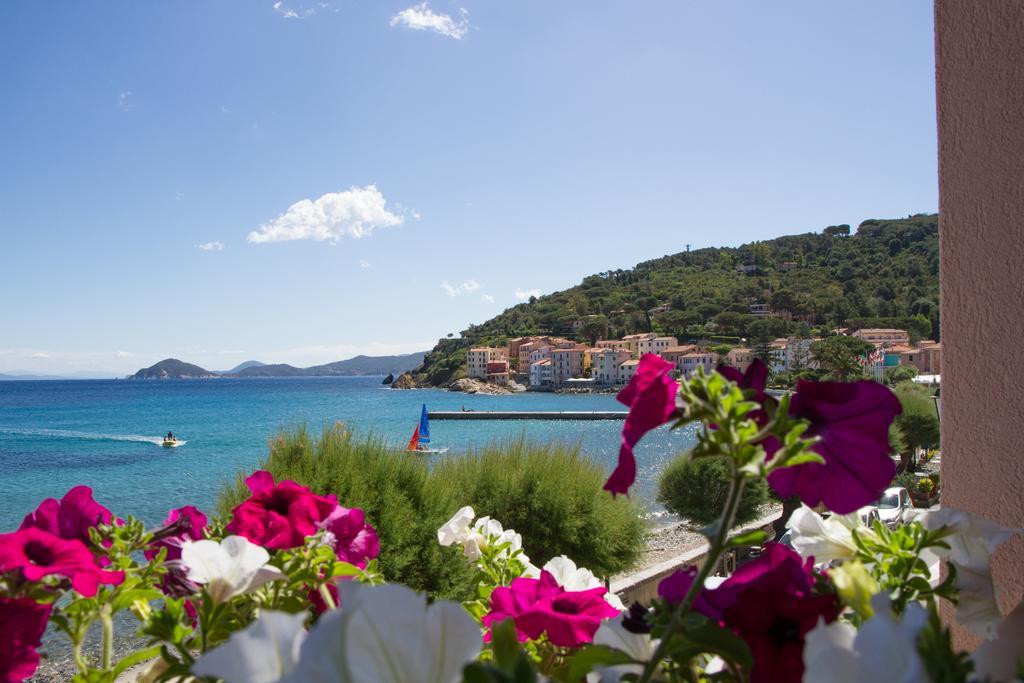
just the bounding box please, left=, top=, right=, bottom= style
left=389, top=373, right=620, bottom=396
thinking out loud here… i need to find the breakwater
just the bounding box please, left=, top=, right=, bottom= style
left=430, top=410, right=628, bottom=420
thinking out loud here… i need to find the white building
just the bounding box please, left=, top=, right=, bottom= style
left=467, top=347, right=506, bottom=379
left=623, top=333, right=658, bottom=356
left=529, top=359, right=552, bottom=387
left=652, top=336, right=678, bottom=355
left=677, top=351, right=717, bottom=378
left=588, top=348, right=632, bottom=384
left=526, top=345, right=552, bottom=368
left=618, top=359, right=641, bottom=384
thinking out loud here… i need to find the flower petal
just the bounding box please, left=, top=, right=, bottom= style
left=192, top=610, right=307, bottom=683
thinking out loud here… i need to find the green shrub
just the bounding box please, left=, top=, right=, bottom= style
left=216, top=425, right=646, bottom=598
left=429, top=438, right=647, bottom=578
left=657, top=456, right=769, bottom=528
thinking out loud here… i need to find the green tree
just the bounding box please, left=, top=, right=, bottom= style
left=579, top=315, right=610, bottom=345
left=884, top=364, right=918, bottom=386
left=658, top=456, right=769, bottom=529
left=810, top=336, right=874, bottom=381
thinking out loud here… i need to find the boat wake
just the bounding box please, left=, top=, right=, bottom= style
left=0, top=428, right=186, bottom=447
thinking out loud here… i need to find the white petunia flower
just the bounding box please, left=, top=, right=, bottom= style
left=804, top=595, right=929, bottom=683
left=281, top=582, right=482, bottom=683
left=909, top=507, right=1020, bottom=638
left=180, top=536, right=286, bottom=604
left=972, top=600, right=1024, bottom=681
left=192, top=611, right=307, bottom=683
left=787, top=505, right=873, bottom=565
left=588, top=614, right=658, bottom=682
left=437, top=505, right=475, bottom=546
left=543, top=555, right=625, bottom=612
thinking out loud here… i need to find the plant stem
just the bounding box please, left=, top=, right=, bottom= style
left=318, top=583, right=338, bottom=610
left=636, top=470, right=747, bottom=683
left=101, top=607, right=114, bottom=671
left=73, top=635, right=88, bottom=673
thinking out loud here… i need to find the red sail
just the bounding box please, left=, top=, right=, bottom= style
left=407, top=425, right=419, bottom=451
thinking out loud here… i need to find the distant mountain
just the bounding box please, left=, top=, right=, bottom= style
left=0, top=372, right=114, bottom=381
left=307, top=353, right=427, bottom=376
left=220, top=360, right=267, bottom=374
left=231, top=363, right=305, bottom=377
left=132, top=359, right=219, bottom=379
left=231, top=353, right=427, bottom=378
left=129, top=353, right=428, bottom=379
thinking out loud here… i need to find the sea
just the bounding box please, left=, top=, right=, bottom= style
left=0, top=377, right=698, bottom=532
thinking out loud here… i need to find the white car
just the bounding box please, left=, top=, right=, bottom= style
left=875, top=486, right=912, bottom=529
left=858, top=505, right=881, bottom=527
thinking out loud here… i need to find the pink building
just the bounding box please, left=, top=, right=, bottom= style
left=550, top=348, right=585, bottom=385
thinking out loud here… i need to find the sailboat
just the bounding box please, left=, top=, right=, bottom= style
left=407, top=404, right=448, bottom=454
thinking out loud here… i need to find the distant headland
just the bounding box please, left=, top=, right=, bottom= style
left=129, top=353, right=427, bottom=379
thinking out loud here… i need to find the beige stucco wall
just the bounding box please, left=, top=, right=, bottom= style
left=934, top=0, right=1024, bottom=645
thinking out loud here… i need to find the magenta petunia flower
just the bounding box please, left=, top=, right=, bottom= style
left=604, top=354, right=680, bottom=496
left=146, top=506, right=209, bottom=563
left=768, top=380, right=901, bottom=514
left=483, top=570, right=562, bottom=642
left=515, top=585, right=620, bottom=647
left=0, top=597, right=52, bottom=683
left=318, top=506, right=380, bottom=568
left=19, top=485, right=114, bottom=546
left=711, top=544, right=839, bottom=683
left=225, top=471, right=337, bottom=550
left=0, top=528, right=124, bottom=597
left=656, top=566, right=724, bottom=620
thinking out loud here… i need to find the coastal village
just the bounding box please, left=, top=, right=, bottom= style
left=466, top=326, right=942, bottom=390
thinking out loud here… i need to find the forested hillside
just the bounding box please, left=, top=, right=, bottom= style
left=411, top=214, right=939, bottom=386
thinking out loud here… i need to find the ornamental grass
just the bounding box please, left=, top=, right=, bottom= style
left=216, top=424, right=646, bottom=599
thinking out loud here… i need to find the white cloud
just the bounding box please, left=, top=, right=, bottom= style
left=481, top=294, right=495, bottom=303
left=273, top=1, right=314, bottom=19
left=248, top=185, right=404, bottom=245
left=30, top=352, right=50, bottom=360
left=390, top=2, right=469, bottom=40
left=359, top=259, right=371, bottom=268
left=197, top=241, right=225, bottom=251
left=514, top=288, right=541, bottom=302
left=117, top=91, right=134, bottom=112
left=116, top=350, right=134, bottom=358
left=220, top=105, right=230, bottom=114
left=410, top=209, right=422, bottom=221
left=441, top=280, right=481, bottom=298
left=175, top=191, right=184, bottom=201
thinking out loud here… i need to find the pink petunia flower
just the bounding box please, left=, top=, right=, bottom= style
left=516, top=586, right=621, bottom=647
left=19, top=485, right=114, bottom=546
left=604, top=354, right=680, bottom=496
left=768, top=380, right=901, bottom=514
left=483, top=570, right=563, bottom=641
left=0, top=528, right=124, bottom=597
left=318, top=506, right=380, bottom=568
left=225, top=471, right=337, bottom=550
left=146, top=505, right=209, bottom=563
left=0, top=597, right=52, bottom=683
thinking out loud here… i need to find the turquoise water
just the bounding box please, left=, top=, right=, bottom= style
left=0, top=377, right=696, bottom=531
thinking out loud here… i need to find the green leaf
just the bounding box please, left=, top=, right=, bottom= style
left=557, top=645, right=636, bottom=682
left=331, top=561, right=363, bottom=578
left=111, top=645, right=163, bottom=677
left=726, top=529, right=768, bottom=548
left=779, top=452, right=826, bottom=467
left=671, top=621, right=753, bottom=673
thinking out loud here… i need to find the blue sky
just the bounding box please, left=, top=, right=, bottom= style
left=0, top=1, right=938, bottom=376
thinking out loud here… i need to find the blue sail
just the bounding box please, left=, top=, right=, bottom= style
left=419, top=404, right=431, bottom=444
